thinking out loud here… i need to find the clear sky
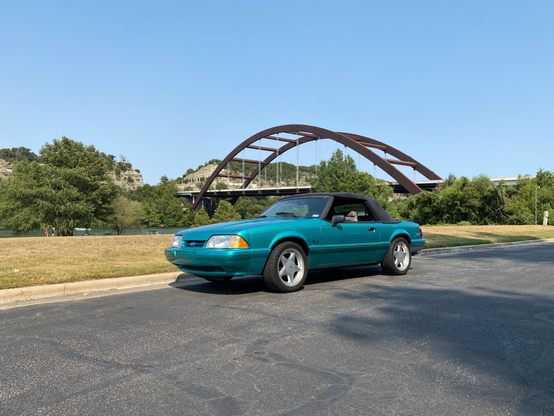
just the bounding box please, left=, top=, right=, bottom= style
left=1, top=0, right=552, bottom=185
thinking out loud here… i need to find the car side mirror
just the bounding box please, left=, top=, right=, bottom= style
left=331, top=215, right=345, bottom=227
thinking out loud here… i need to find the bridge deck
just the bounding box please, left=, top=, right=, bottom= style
left=177, top=177, right=520, bottom=201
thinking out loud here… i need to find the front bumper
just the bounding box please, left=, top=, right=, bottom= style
left=164, top=247, right=268, bottom=277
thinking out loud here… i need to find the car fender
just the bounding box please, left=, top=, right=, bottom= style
left=388, top=229, right=411, bottom=245
left=268, top=231, right=310, bottom=254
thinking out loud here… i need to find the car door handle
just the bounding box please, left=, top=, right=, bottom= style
left=368, top=227, right=376, bottom=232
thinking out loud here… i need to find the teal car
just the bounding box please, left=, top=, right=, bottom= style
left=165, top=193, right=424, bottom=293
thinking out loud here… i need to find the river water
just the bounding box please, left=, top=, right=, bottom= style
left=0, top=227, right=187, bottom=238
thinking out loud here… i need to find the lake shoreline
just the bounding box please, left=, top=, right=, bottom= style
left=0, top=227, right=186, bottom=238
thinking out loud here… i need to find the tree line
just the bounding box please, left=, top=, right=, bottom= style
left=398, top=170, right=553, bottom=225
left=0, top=140, right=552, bottom=236
left=0, top=139, right=143, bottom=235
left=135, top=149, right=554, bottom=227
left=0, top=139, right=276, bottom=234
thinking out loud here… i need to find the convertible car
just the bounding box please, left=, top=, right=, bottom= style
left=165, top=192, right=424, bottom=292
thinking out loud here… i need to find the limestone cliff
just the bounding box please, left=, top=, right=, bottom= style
left=177, top=163, right=313, bottom=192
left=107, top=169, right=144, bottom=191
left=0, top=158, right=12, bottom=180
left=0, top=158, right=143, bottom=190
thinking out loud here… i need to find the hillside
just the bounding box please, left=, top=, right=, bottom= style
left=0, top=158, right=143, bottom=191
left=177, top=161, right=317, bottom=192
left=0, top=159, right=12, bottom=181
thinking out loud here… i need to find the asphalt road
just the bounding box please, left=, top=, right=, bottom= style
left=1, top=242, right=553, bottom=416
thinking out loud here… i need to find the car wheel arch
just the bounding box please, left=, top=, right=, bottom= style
left=389, top=231, right=411, bottom=245
left=269, top=236, right=309, bottom=257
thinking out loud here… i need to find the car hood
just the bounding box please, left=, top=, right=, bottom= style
left=176, top=217, right=316, bottom=240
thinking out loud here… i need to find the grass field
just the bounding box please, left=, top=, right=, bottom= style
left=1, top=235, right=176, bottom=290
left=422, top=225, right=554, bottom=248
left=1, top=225, right=553, bottom=290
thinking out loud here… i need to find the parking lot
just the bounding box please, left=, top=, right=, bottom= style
left=1, top=242, right=553, bottom=416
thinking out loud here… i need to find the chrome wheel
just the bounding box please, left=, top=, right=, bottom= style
left=278, top=248, right=305, bottom=287
left=263, top=242, right=308, bottom=292
left=381, top=237, right=411, bottom=275
left=393, top=241, right=410, bottom=272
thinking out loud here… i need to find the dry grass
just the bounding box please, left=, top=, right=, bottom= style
left=0, top=235, right=176, bottom=289
left=422, top=225, right=554, bottom=249
left=1, top=226, right=553, bottom=290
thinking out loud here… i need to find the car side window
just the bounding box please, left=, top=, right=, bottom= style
left=326, top=199, right=378, bottom=222
left=357, top=204, right=377, bottom=222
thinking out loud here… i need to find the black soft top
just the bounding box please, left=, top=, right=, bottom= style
left=279, top=192, right=396, bottom=223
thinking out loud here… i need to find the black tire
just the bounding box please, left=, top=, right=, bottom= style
left=263, top=242, right=308, bottom=292
left=203, top=276, right=233, bottom=283
left=381, top=237, right=411, bottom=275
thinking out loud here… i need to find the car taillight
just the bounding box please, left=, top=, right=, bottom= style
left=419, top=228, right=423, bottom=238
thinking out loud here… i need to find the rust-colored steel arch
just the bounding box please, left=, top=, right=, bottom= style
left=191, top=124, right=441, bottom=210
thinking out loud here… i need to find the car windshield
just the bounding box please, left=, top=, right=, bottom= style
left=259, top=197, right=328, bottom=219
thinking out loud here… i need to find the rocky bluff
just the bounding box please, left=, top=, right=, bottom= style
left=0, top=159, right=12, bottom=181
left=0, top=158, right=143, bottom=191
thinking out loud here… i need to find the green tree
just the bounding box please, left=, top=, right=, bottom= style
left=123, top=185, right=150, bottom=202
left=0, top=147, right=40, bottom=163
left=311, top=149, right=393, bottom=207
left=211, top=200, right=242, bottom=224
left=234, top=196, right=276, bottom=219
left=110, top=195, right=143, bottom=235
left=141, top=180, right=190, bottom=227
left=192, top=208, right=211, bottom=227
left=504, top=170, right=554, bottom=225
left=536, top=168, right=554, bottom=189
left=0, top=137, right=118, bottom=235
left=401, top=190, right=442, bottom=224
left=435, top=175, right=506, bottom=224
left=215, top=181, right=227, bottom=190
left=466, top=174, right=507, bottom=224
left=534, top=169, right=554, bottom=222
left=401, top=174, right=519, bottom=225
left=505, top=175, right=537, bottom=224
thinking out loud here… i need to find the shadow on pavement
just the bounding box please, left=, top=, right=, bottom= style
left=170, top=264, right=392, bottom=295
left=328, top=283, right=554, bottom=414
left=170, top=275, right=269, bottom=295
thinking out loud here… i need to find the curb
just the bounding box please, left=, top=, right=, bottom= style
left=0, top=271, right=196, bottom=305
left=420, top=238, right=554, bottom=256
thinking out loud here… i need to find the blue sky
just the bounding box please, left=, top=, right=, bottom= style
left=1, top=0, right=552, bottom=185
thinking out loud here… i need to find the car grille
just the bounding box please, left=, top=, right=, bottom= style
left=182, top=240, right=206, bottom=248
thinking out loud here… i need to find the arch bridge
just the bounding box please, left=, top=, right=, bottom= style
left=191, top=124, right=441, bottom=210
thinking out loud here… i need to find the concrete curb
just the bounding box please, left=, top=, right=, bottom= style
left=0, top=271, right=196, bottom=305
left=420, top=238, right=554, bottom=256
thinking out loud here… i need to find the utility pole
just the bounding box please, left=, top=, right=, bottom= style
left=535, top=186, right=539, bottom=225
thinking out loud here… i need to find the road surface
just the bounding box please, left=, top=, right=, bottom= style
left=1, top=242, right=553, bottom=415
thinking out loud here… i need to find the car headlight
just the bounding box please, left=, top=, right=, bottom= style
left=206, top=235, right=249, bottom=249
left=171, top=235, right=183, bottom=248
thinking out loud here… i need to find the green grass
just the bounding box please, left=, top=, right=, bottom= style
left=1, top=225, right=553, bottom=290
